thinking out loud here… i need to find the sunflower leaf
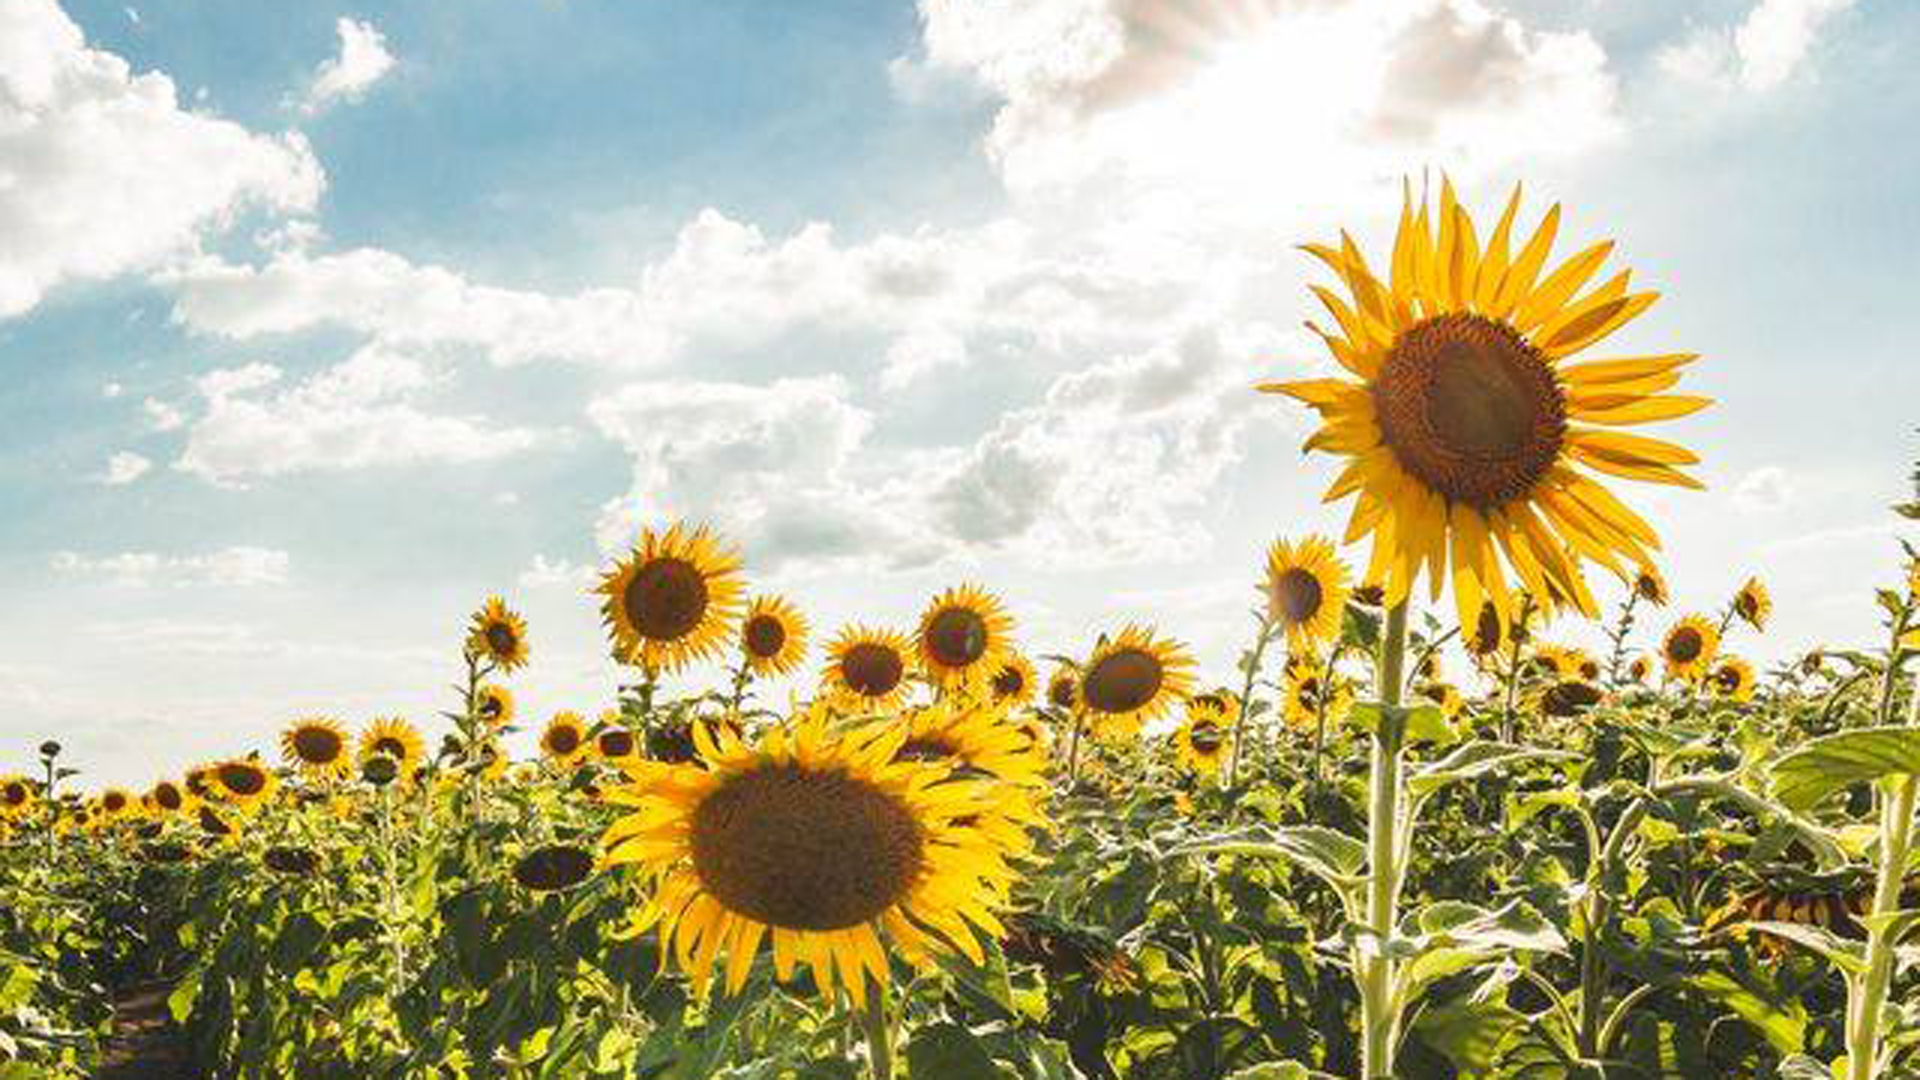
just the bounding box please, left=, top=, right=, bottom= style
left=1769, top=726, right=1920, bottom=811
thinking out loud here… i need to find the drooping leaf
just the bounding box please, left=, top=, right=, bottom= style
left=1771, top=726, right=1920, bottom=811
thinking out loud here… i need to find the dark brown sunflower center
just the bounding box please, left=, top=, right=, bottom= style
left=1715, top=666, right=1741, bottom=693
left=895, top=737, right=956, bottom=764
left=690, top=764, right=924, bottom=931
left=1668, top=627, right=1704, bottom=663
left=154, top=784, right=183, bottom=810
left=1635, top=573, right=1664, bottom=602
left=373, top=737, right=407, bottom=759
left=1048, top=677, right=1076, bottom=709
left=103, top=792, right=127, bottom=812
left=1270, top=568, right=1324, bottom=626
left=1542, top=680, right=1603, bottom=717
left=1737, top=592, right=1760, bottom=619
left=1579, top=659, right=1601, bottom=681
left=479, top=694, right=505, bottom=719
left=926, top=608, right=989, bottom=668
left=293, top=726, right=343, bottom=764
left=992, top=666, right=1026, bottom=698
left=485, top=623, right=519, bottom=655
left=841, top=643, right=905, bottom=697
left=514, top=845, right=595, bottom=891
left=1297, top=677, right=1323, bottom=708
left=1374, top=312, right=1566, bottom=508
left=1082, top=649, right=1164, bottom=715
left=2, top=782, right=25, bottom=806
left=1188, top=723, right=1226, bottom=753
left=624, top=557, right=709, bottom=641
left=744, top=614, right=787, bottom=658
left=219, top=764, right=266, bottom=795
left=597, top=730, right=636, bottom=758
left=548, top=726, right=581, bottom=755
left=199, top=807, right=233, bottom=835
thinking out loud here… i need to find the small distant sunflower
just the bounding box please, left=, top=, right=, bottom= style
left=597, top=522, right=745, bottom=674
left=1627, top=654, right=1652, bottom=683
left=468, top=596, right=531, bottom=672
left=594, top=718, right=641, bottom=764
left=820, top=625, right=915, bottom=712
left=915, top=584, right=1016, bottom=691
left=1569, top=648, right=1602, bottom=682
left=1732, top=577, right=1771, bottom=632
left=1, top=776, right=35, bottom=819
left=601, top=712, right=1019, bottom=1003
left=475, top=684, right=515, bottom=729
left=1416, top=681, right=1464, bottom=720
left=1661, top=614, right=1721, bottom=681
left=1172, top=708, right=1232, bottom=778
left=148, top=780, right=189, bottom=816
left=1632, top=564, right=1669, bottom=606
left=281, top=717, right=351, bottom=779
left=1283, top=661, right=1353, bottom=731
left=989, top=653, right=1038, bottom=707
left=99, top=788, right=136, bottom=819
left=1528, top=643, right=1584, bottom=681
left=541, top=711, right=590, bottom=766
left=740, top=594, right=810, bottom=678
left=214, top=759, right=277, bottom=812
left=1262, top=535, right=1351, bottom=649
left=1710, top=656, right=1756, bottom=702
left=1538, top=679, right=1605, bottom=718
left=1464, top=600, right=1509, bottom=661
left=359, top=717, right=425, bottom=777
left=184, top=764, right=223, bottom=805
left=1045, top=666, right=1079, bottom=712
left=1079, top=626, right=1196, bottom=739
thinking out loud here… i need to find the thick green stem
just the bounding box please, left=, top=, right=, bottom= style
left=1359, top=602, right=1409, bottom=1079
left=859, top=982, right=896, bottom=1080
left=1847, top=669, right=1919, bottom=1080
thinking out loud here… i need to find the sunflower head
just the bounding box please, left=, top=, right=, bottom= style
left=1417, top=681, right=1465, bottom=720
left=740, top=594, right=809, bottom=678
left=1732, top=577, right=1771, bottom=631
left=514, top=844, right=596, bottom=891
left=1079, top=626, right=1196, bottom=739
left=1627, top=654, right=1652, bottom=683
left=1661, top=614, right=1721, bottom=681
left=1283, top=660, right=1353, bottom=732
left=1263, top=535, right=1350, bottom=649
left=1633, top=564, right=1670, bottom=606
left=887, top=699, right=1050, bottom=792
left=1538, top=679, right=1604, bottom=718
left=595, top=720, right=640, bottom=763
left=359, top=717, right=425, bottom=777
left=1, top=776, right=34, bottom=818
left=597, top=522, right=745, bottom=674
left=475, top=684, right=515, bottom=729
left=1045, top=666, right=1079, bottom=712
left=820, top=625, right=915, bottom=712
left=99, top=788, right=135, bottom=818
left=149, top=780, right=188, bottom=815
left=214, top=759, right=276, bottom=811
left=916, top=584, right=1016, bottom=691
left=541, top=711, right=590, bottom=766
left=1710, top=656, right=1756, bottom=702
left=1261, top=180, right=1708, bottom=640
left=989, top=653, right=1038, bottom=707
left=281, top=717, right=351, bottom=778
left=1173, top=713, right=1232, bottom=778
left=468, top=596, right=531, bottom=672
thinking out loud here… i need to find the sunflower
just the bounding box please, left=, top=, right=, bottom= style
left=915, top=584, right=1016, bottom=692
left=197, top=805, right=238, bottom=840
left=98, top=788, right=136, bottom=819
left=1079, top=627, right=1196, bottom=739
left=600, top=712, right=1019, bottom=1003
left=1569, top=648, right=1602, bottom=682
left=888, top=699, right=1049, bottom=791
left=514, top=844, right=596, bottom=892
left=1661, top=614, right=1721, bottom=682
left=1464, top=600, right=1509, bottom=661
left=1732, top=577, right=1771, bottom=632
left=597, top=522, right=745, bottom=674
left=1528, top=644, right=1583, bottom=681
left=1537, top=679, right=1604, bottom=718
left=1172, top=709, right=1232, bottom=779
left=281, top=717, right=352, bottom=779
left=740, top=594, right=809, bottom=678
left=1627, top=654, right=1652, bottom=683
left=541, top=712, right=590, bottom=766
left=359, top=717, right=425, bottom=777
left=989, top=653, right=1038, bottom=707
left=1, top=776, right=34, bottom=819
left=148, top=780, right=189, bottom=816
left=1262, top=535, right=1351, bottom=649
left=1261, top=180, right=1707, bottom=636
left=1710, top=656, right=1756, bottom=702
left=1416, top=681, right=1464, bottom=720
left=468, top=596, right=530, bottom=672
left=1283, top=661, right=1353, bottom=731
left=595, top=715, right=641, bottom=764
left=1045, top=666, right=1079, bottom=712
left=213, top=759, right=277, bottom=812
left=475, top=684, right=515, bottom=729
left=1632, top=564, right=1669, bottom=606
left=820, top=626, right=916, bottom=712
left=184, top=764, right=223, bottom=805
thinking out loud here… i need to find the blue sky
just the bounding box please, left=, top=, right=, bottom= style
left=2, top=0, right=1915, bottom=787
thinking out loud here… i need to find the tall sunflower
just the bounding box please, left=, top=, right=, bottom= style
left=1260, top=180, right=1707, bottom=635
left=597, top=522, right=745, bottom=674
left=600, top=713, right=1019, bottom=1003
left=1710, top=656, right=1756, bottom=702
left=740, top=595, right=809, bottom=678
left=915, top=585, right=1016, bottom=692
left=1661, top=614, right=1721, bottom=682
left=820, top=626, right=915, bottom=712
left=213, top=759, right=277, bottom=813
left=1079, top=626, right=1196, bottom=739
left=541, top=711, right=591, bottom=766
left=475, top=684, right=515, bottom=729
left=468, top=596, right=531, bottom=672
left=1263, top=535, right=1351, bottom=649
left=1732, top=577, right=1771, bottom=632
left=359, top=717, right=425, bottom=777
left=989, top=653, right=1038, bottom=707
left=281, top=718, right=352, bottom=779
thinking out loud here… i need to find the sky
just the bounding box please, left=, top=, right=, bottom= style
left=2, top=0, right=1915, bottom=788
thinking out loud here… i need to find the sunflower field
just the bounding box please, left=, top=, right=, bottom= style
left=6, top=185, right=1920, bottom=1080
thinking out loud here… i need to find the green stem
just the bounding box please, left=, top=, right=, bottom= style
left=859, top=982, right=896, bottom=1080
left=1359, top=601, right=1409, bottom=1079
left=1065, top=707, right=1087, bottom=788
left=1227, top=615, right=1278, bottom=786
left=1846, top=670, right=1920, bottom=1080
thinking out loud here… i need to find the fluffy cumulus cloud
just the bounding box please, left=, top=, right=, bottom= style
left=0, top=0, right=322, bottom=317
left=301, top=17, right=396, bottom=114
left=49, top=546, right=291, bottom=587
left=174, top=346, right=538, bottom=486
left=1658, top=0, right=1855, bottom=91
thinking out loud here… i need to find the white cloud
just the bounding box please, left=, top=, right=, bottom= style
left=1657, top=0, right=1854, bottom=91
left=0, top=0, right=322, bottom=318
left=50, top=546, right=291, bottom=587
left=98, top=450, right=151, bottom=485
left=174, top=345, right=538, bottom=485
left=142, top=397, right=185, bottom=431
left=301, top=17, right=396, bottom=114
left=517, top=554, right=597, bottom=591
left=1733, top=465, right=1795, bottom=512
left=102, top=381, right=123, bottom=398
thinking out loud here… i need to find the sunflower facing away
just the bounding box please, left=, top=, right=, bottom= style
left=1079, top=626, right=1197, bottom=739
left=1710, top=656, right=1756, bottom=702
left=542, top=712, right=591, bottom=766
left=213, top=759, right=277, bottom=812
left=1045, top=666, right=1079, bottom=712
left=989, top=653, right=1038, bottom=707
left=1732, top=577, right=1772, bottom=632
left=1662, top=614, right=1722, bottom=682
left=1263, top=535, right=1351, bottom=649
left=468, top=596, right=531, bottom=672
left=1261, top=180, right=1709, bottom=635
left=600, top=712, right=1019, bottom=1003
left=598, top=523, right=745, bottom=674
left=820, top=626, right=915, bottom=712
left=740, top=594, right=810, bottom=678
left=360, top=717, right=425, bottom=777
left=475, top=684, right=515, bottom=729
left=915, top=584, right=1016, bottom=692
left=281, top=717, right=351, bottom=779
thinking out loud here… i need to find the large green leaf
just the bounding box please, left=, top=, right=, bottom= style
left=1175, top=825, right=1368, bottom=898
left=1687, top=971, right=1808, bottom=1054
left=1771, top=726, right=1920, bottom=811
left=1409, top=742, right=1576, bottom=797
left=906, top=1021, right=1004, bottom=1080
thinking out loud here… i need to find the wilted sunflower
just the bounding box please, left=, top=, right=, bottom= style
left=359, top=717, right=425, bottom=777
left=1079, top=626, right=1196, bottom=739
left=915, top=584, right=1016, bottom=692
left=990, top=653, right=1038, bottom=707
left=601, top=713, right=1019, bottom=1003
left=1710, top=656, right=1756, bottom=702
left=541, top=712, right=590, bottom=766
left=281, top=717, right=351, bottom=779
left=1732, top=577, right=1771, bottom=631
left=597, top=522, right=745, bottom=674
left=148, top=780, right=189, bottom=816
left=1283, top=661, right=1353, bottom=731
left=475, top=684, right=515, bottom=729
left=740, top=594, right=809, bottom=678
left=820, top=625, right=915, bottom=712
left=1661, top=614, right=1721, bottom=681
left=1263, top=535, right=1351, bottom=649
left=1633, top=564, right=1670, bottom=606
left=1261, top=180, right=1707, bottom=635
left=468, top=596, right=531, bottom=672
left=1172, top=709, right=1232, bottom=778
left=214, top=759, right=277, bottom=812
